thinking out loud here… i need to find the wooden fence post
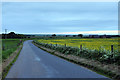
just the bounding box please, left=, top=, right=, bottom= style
left=119, top=45, right=120, bottom=53
left=80, top=45, right=82, bottom=50
left=65, top=44, right=66, bottom=47
left=111, top=45, right=113, bottom=52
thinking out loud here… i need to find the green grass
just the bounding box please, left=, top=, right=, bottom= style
left=2, top=43, right=23, bottom=80
left=2, top=39, right=23, bottom=60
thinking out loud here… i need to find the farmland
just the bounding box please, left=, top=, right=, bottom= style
left=2, top=39, right=22, bottom=60
left=37, top=38, right=119, bottom=52
left=34, top=37, right=120, bottom=65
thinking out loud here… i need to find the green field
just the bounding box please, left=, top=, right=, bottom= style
left=2, top=39, right=22, bottom=60
left=38, top=38, right=119, bottom=52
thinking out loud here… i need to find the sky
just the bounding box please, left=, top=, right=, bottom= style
left=2, top=2, right=118, bottom=35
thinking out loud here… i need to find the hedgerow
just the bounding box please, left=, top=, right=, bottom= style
left=33, top=40, right=120, bottom=65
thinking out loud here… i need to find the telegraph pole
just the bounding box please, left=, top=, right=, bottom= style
left=5, top=29, right=7, bottom=39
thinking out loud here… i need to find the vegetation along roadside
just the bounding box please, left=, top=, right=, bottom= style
left=2, top=39, right=24, bottom=80
left=33, top=39, right=120, bottom=80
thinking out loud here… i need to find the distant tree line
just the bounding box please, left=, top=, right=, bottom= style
left=1, top=32, right=119, bottom=39
left=50, top=34, right=83, bottom=38
left=2, top=32, right=28, bottom=39
left=50, top=34, right=120, bottom=38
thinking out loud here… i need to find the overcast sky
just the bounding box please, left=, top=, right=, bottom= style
left=2, top=2, right=118, bottom=34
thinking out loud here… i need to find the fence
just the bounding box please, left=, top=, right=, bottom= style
left=34, top=41, right=120, bottom=64
left=47, top=43, right=119, bottom=53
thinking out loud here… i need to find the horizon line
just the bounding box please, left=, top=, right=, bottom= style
left=2, top=30, right=118, bottom=35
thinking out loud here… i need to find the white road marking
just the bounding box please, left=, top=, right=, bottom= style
left=35, top=56, right=41, bottom=61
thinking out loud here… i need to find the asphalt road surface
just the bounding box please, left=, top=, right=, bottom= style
left=6, top=40, right=110, bottom=79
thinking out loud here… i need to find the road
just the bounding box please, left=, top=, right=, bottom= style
left=6, top=40, right=110, bottom=79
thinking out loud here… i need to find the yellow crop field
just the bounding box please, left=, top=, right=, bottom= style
left=38, top=38, right=119, bottom=51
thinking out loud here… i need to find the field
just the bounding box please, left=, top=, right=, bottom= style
left=35, top=37, right=120, bottom=64
left=38, top=38, right=119, bottom=52
left=2, top=39, right=22, bottom=60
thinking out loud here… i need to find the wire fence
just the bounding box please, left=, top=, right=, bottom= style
left=43, top=43, right=119, bottom=53
left=33, top=40, right=120, bottom=64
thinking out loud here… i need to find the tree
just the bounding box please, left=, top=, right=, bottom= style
left=8, top=32, right=16, bottom=38
left=52, top=34, right=56, bottom=37
left=73, top=35, right=77, bottom=37
left=66, top=35, right=69, bottom=37
left=8, top=32, right=15, bottom=35
left=2, top=32, right=27, bottom=39
left=78, top=34, right=83, bottom=38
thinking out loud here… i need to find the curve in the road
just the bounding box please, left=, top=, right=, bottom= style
left=6, top=40, right=110, bottom=79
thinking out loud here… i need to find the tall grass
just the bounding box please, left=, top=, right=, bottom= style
left=2, top=39, right=22, bottom=60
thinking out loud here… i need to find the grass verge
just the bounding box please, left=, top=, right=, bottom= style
left=2, top=42, right=23, bottom=80
left=33, top=41, right=120, bottom=80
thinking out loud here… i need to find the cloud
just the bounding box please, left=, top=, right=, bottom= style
left=2, top=2, right=118, bottom=34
